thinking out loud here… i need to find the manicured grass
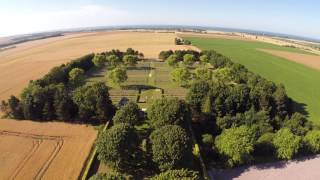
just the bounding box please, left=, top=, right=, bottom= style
left=185, top=37, right=320, bottom=124
left=86, top=60, right=187, bottom=108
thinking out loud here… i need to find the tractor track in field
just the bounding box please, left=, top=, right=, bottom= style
left=34, top=137, right=64, bottom=180
left=0, top=130, right=65, bottom=180
left=9, top=138, right=43, bottom=180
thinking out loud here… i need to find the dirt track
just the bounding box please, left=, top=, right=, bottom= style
left=259, top=49, right=320, bottom=70
left=209, top=155, right=320, bottom=180
left=0, top=31, right=194, bottom=102
left=0, top=119, right=97, bottom=180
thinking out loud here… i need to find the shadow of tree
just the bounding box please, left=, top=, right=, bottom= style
left=292, top=99, right=309, bottom=118
left=126, top=66, right=155, bottom=71
left=121, top=84, right=158, bottom=90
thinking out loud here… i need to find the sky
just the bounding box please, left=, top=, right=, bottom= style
left=0, top=0, right=319, bottom=39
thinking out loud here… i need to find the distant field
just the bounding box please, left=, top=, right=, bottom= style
left=86, top=60, right=188, bottom=108
left=185, top=37, right=320, bottom=124
left=0, top=119, right=97, bottom=179
left=0, top=31, right=195, bottom=102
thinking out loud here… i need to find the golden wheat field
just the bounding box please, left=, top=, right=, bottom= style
left=0, top=31, right=195, bottom=102
left=0, top=119, right=97, bottom=180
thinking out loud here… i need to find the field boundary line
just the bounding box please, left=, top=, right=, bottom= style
left=79, top=121, right=110, bottom=180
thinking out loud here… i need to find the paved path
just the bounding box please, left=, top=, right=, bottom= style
left=209, top=155, right=320, bottom=180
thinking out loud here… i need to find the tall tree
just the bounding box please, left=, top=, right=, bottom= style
left=150, top=125, right=192, bottom=171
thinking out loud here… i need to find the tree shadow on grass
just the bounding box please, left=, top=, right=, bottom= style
left=292, top=99, right=309, bottom=118
left=121, top=84, right=158, bottom=90
left=126, top=66, right=155, bottom=71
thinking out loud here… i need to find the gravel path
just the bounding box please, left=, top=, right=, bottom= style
left=209, top=155, right=320, bottom=180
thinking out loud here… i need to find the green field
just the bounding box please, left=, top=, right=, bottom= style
left=86, top=60, right=187, bottom=108
left=185, top=37, right=320, bottom=124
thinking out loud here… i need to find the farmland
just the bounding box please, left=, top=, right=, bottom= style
left=0, top=119, right=97, bottom=179
left=0, top=31, right=195, bottom=102
left=184, top=37, right=320, bottom=124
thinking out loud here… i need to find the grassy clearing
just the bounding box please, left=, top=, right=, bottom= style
left=185, top=37, right=320, bottom=124
left=86, top=60, right=187, bottom=108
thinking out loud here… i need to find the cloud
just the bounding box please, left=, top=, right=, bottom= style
left=0, top=5, right=131, bottom=36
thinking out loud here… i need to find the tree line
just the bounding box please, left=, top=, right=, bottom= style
left=0, top=48, right=143, bottom=123
left=160, top=48, right=320, bottom=167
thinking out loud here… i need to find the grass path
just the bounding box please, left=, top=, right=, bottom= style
left=186, top=37, right=320, bottom=124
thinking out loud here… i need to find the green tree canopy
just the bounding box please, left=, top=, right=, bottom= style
left=199, top=55, right=209, bottom=64
left=183, top=54, right=195, bottom=66
left=273, top=128, right=301, bottom=160
left=113, top=101, right=141, bottom=126
left=72, top=82, right=114, bottom=122
left=147, top=97, right=190, bottom=129
left=215, top=126, right=255, bottom=167
left=170, top=67, right=191, bottom=87
left=151, top=169, right=200, bottom=180
left=106, top=54, right=122, bottom=67
left=92, top=54, right=106, bottom=68
left=186, top=81, right=210, bottom=111
left=89, top=173, right=125, bottom=180
left=96, top=123, right=138, bottom=172
left=283, top=112, right=310, bottom=136
left=68, top=68, right=85, bottom=87
left=166, top=54, right=178, bottom=67
left=123, top=55, right=138, bottom=66
left=107, top=67, right=128, bottom=86
left=304, top=130, right=320, bottom=153
left=150, top=125, right=192, bottom=171
left=194, top=67, right=212, bottom=81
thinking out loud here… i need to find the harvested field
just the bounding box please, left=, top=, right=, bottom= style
left=209, top=155, right=320, bottom=180
left=259, top=49, right=320, bottom=70
left=0, top=119, right=97, bottom=180
left=0, top=31, right=194, bottom=102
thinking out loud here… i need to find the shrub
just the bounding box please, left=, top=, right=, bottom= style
left=89, top=172, right=125, bottom=180
left=215, top=126, right=255, bottom=167
left=202, top=134, right=214, bottom=147
left=150, top=125, right=192, bottom=171
left=304, top=130, right=320, bottom=153
left=151, top=169, right=200, bottom=180
left=273, top=128, right=301, bottom=160
left=254, top=132, right=275, bottom=155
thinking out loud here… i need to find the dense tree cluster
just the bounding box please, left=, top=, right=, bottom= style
left=95, top=97, right=196, bottom=177
left=89, top=172, right=126, bottom=180
left=172, top=49, right=315, bottom=166
left=151, top=169, right=200, bottom=180
left=0, top=49, right=142, bottom=123
left=175, top=38, right=191, bottom=45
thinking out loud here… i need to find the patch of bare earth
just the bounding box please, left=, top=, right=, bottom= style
left=0, top=119, right=97, bottom=180
left=209, top=155, right=320, bottom=180
left=259, top=49, right=320, bottom=70
left=0, top=31, right=194, bottom=102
